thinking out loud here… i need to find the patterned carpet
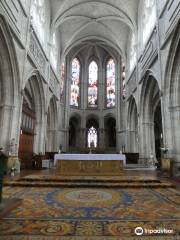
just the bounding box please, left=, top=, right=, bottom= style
left=0, top=219, right=179, bottom=239
left=2, top=187, right=180, bottom=220
left=0, top=183, right=180, bottom=238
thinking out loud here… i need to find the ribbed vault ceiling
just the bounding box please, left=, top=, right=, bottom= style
left=50, top=0, right=140, bottom=58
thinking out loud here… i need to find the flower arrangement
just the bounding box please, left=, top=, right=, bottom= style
left=160, top=145, right=168, bottom=154
left=10, top=166, right=16, bottom=176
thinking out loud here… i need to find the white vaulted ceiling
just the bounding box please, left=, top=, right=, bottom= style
left=50, top=0, right=140, bottom=58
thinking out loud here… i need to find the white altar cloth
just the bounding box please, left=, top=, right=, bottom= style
left=54, top=154, right=126, bottom=165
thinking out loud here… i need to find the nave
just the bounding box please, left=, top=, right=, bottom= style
left=0, top=0, right=180, bottom=239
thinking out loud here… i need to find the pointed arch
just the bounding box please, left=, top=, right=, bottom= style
left=139, top=72, right=162, bottom=164
left=164, top=21, right=180, bottom=107
left=86, top=114, right=99, bottom=148
left=64, top=35, right=123, bottom=58
left=69, top=113, right=81, bottom=148
left=23, top=72, right=46, bottom=154
left=104, top=115, right=116, bottom=149
left=140, top=72, right=160, bottom=120
left=163, top=22, right=180, bottom=174
left=0, top=16, right=20, bottom=148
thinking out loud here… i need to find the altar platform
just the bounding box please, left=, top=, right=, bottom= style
left=54, top=154, right=126, bottom=176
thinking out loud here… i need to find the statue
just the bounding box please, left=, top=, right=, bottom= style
left=150, top=153, right=157, bottom=167
left=7, top=139, right=20, bottom=175
left=9, top=138, right=17, bottom=156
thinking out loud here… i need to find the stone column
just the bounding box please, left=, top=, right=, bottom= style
left=83, top=59, right=88, bottom=109
left=0, top=158, right=4, bottom=202
left=129, top=130, right=138, bottom=153
left=0, top=149, right=8, bottom=202
left=0, top=105, right=15, bottom=150
left=98, top=128, right=105, bottom=149
left=139, top=121, right=155, bottom=166
left=98, top=61, right=104, bottom=110
left=34, top=108, right=46, bottom=154
left=126, top=129, right=139, bottom=153
left=79, top=128, right=86, bottom=148
left=47, top=130, right=58, bottom=152
left=98, top=115, right=105, bottom=149
left=167, top=106, right=180, bottom=176
left=80, top=60, right=86, bottom=109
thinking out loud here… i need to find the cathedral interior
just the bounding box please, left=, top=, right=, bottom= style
left=0, top=0, right=180, bottom=239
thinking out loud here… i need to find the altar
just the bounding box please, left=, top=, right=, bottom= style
left=54, top=154, right=126, bottom=176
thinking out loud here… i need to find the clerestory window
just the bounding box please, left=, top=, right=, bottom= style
left=142, top=0, right=156, bottom=45
left=31, top=0, right=45, bottom=44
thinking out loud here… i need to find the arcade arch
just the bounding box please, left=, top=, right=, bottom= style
left=139, top=74, right=162, bottom=165
left=69, top=115, right=81, bottom=148
left=19, top=74, right=45, bottom=168
left=0, top=17, right=20, bottom=150
left=86, top=116, right=99, bottom=148
left=104, top=116, right=116, bottom=150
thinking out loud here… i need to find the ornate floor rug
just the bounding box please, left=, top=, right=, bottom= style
left=1, top=186, right=180, bottom=238
left=0, top=219, right=179, bottom=239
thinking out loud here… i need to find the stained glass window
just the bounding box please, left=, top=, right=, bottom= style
left=88, top=61, right=98, bottom=107
left=88, top=127, right=98, bottom=148
left=60, top=63, right=65, bottom=102
left=122, top=64, right=126, bottom=100
left=70, top=58, right=80, bottom=107
left=106, top=58, right=115, bottom=107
